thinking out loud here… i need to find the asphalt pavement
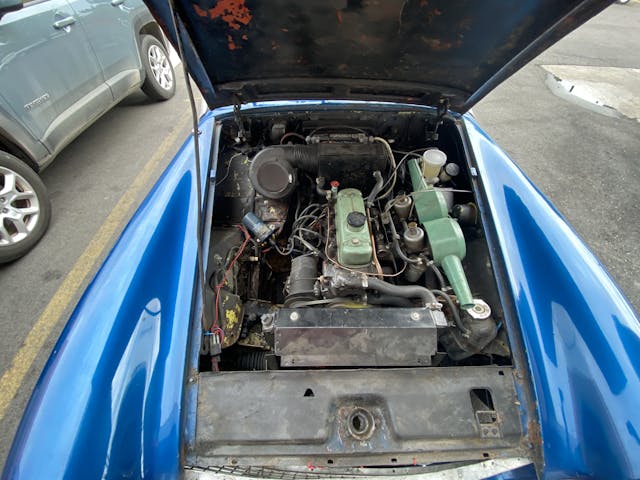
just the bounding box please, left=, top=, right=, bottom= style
left=474, top=2, right=639, bottom=313
left=0, top=70, right=194, bottom=470
left=0, top=2, right=638, bottom=472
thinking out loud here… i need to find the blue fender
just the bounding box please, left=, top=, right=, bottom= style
left=2, top=112, right=216, bottom=479
left=4, top=102, right=640, bottom=479
left=464, top=116, right=640, bottom=479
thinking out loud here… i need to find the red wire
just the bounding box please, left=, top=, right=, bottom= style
left=212, top=224, right=251, bottom=334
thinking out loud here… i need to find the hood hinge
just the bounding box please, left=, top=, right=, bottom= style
left=233, top=96, right=247, bottom=144
left=427, top=97, right=450, bottom=141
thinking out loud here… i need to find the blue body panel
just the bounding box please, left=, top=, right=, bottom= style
left=3, top=112, right=215, bottom=480
left=464, top=117, right=640, bottom=479
left=3, top=102, right=639, bottom=479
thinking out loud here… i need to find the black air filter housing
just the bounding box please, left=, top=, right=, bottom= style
left=249, top=143, right=388, bottom=199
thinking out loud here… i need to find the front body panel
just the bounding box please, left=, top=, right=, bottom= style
left=3, top=102, right=639, bottom=480
left=464, top=116, right=640, bottom=479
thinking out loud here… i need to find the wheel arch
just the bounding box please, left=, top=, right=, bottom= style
left=0, top=134, right=40, bottom=173
left=139, top=21, right=167, bottom=48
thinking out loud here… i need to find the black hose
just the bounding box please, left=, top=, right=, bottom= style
left=431, top=289, right=471, bottom=336
left=235, top=350, right=269, bottom=370
left=252, top=144, right=388, bottom=172
left=366, top=277, right=437, bottom=306
left=428, top=262, right=446, bottom=289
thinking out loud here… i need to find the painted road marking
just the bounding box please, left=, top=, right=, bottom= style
left=0, top=108, right=192, bottom=423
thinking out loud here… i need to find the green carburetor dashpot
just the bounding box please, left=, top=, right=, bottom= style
left=335, top=188, right=373, bottom=267
left=408, top=157, right=474, bottom=309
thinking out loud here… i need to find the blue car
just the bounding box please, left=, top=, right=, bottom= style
left=3, top=1, right=640, bottom=479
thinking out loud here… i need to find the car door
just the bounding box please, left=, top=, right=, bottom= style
left=0, top=0, right=112, bottom=157
left=72, top=0, right=144, bottom=101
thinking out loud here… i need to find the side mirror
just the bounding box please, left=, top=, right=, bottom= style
left=0, top=0, right=23, bottom=20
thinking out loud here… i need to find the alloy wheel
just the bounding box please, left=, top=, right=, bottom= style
left=0, top=166, right=40, bottom=246
left=148, top=44, right=174, bottom=91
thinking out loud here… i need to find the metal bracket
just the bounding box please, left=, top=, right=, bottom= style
left=427, top=97, right=450, bottom=141
left=233, top=97, right=247, bottom=143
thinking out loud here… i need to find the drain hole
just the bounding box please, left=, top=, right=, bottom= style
left=347, top=408, right=374, bottom=439
left=352, top=413, right=365, bottom=432
left=304, top=388, right=315, bottom=397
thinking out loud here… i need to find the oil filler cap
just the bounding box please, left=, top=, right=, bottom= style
left=347, top=211, right=366, bottom=228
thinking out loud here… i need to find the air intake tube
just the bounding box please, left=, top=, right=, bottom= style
left=249, top=144, right=388, bottom=199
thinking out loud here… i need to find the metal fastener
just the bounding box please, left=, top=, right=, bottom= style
left=410, top=311, right=420, bottom=321
left=290, top=312, right=299, bottom=321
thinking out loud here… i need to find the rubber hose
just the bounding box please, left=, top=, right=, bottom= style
left=253, top=144, right=388, bottom=172
left=428, top=262, right=446, bottom=289
left=366, top=277, right=438, bottom=306
left=236, top=350, right=268, bottom=370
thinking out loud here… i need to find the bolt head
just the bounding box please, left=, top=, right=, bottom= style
left=1, top=208, right=7, bottom=214
left=410, top=312, right=420, bottom=321
left=0, top=197, right=5, bottom=203
left=290, top=311, right=299, bottom=321
left=351, top=238, right=360, bottom=245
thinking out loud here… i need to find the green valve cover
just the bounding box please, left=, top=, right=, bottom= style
left=335, top=188, right=373, bottom=267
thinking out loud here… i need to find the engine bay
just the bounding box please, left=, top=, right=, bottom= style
left=201, top=108, right=512, bottom=372
left=189, top=107, right=529, bottom=470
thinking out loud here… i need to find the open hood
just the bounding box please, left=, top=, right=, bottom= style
left=146, top=0, right=612, bottom=113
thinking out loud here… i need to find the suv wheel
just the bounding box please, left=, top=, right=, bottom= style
left=140, top=35, right=176, bottom=101
left=0, top=152, right=51, bottom=263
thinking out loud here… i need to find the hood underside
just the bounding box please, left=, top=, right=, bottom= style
left=148, top=0, right=612, bottom=112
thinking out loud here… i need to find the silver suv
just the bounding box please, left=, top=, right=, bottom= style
left=0, top=0, right=175, bottom=262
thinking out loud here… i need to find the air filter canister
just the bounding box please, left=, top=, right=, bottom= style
left=249, top=154, right=297, bottom=199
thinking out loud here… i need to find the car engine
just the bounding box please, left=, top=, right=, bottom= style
left=203, top=111, right=510, bottom=372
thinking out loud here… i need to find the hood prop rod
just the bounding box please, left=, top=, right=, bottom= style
left=167, top=0, right=215, bottom=357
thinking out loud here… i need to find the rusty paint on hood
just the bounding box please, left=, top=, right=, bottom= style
left=193, top=0, right=252, bottom=30
left=147, top=0, right=614, bottom=111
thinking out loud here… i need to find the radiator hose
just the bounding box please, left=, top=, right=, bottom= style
left=365, top=277, right=438, bottom=307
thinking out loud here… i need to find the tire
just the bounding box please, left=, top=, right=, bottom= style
left=140, top=35, right=176, bottom=101
left=0, top=152, right=51, bottom=263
